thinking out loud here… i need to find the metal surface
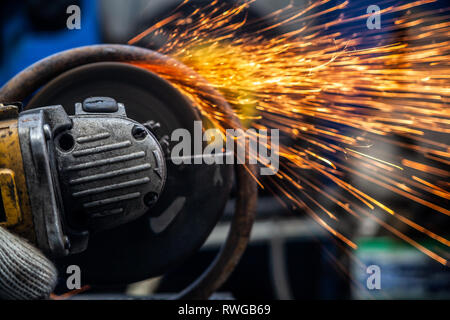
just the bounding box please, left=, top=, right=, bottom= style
left=56, top=98, right=166, bottom=233
left=0, top=44, right=258, bottom=299
left=18, top=106, right=71, bottom=256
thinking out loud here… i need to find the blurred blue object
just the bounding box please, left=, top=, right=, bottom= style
left=0, top=0, right=100, bottom=87
left=352, top=237, right=450, bottom=299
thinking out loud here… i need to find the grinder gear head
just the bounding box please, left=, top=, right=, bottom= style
left=0, top=97, right=166, bottom=256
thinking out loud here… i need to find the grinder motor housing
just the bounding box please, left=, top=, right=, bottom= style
left=0, top=97, right=166, bottom=256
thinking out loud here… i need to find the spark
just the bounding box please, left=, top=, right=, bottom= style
left=50, top=285, right=91, bottom=300
left=129, top=0, right=450, bottom=266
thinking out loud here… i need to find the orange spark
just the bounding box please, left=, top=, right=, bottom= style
left=129, top=0, right=450, bottom=266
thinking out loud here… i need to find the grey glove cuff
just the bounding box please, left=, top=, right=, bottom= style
left=0, top=226, right=57, bottom=300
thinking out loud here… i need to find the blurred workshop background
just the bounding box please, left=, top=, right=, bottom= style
left=0, top=0, right=448, bottom=299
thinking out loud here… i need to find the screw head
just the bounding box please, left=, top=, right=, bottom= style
left=132, top=125, right=148, bottom=140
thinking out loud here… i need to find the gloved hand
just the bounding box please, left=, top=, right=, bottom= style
left=0, top=226, right=57, bottom=300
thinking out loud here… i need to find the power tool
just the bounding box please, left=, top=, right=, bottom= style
left=0, top=44, right=256, bottom=298
left=0, top=97, right=166, bottom=256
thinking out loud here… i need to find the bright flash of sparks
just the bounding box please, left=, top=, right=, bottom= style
left=129, top=0, right=450, bottom=266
